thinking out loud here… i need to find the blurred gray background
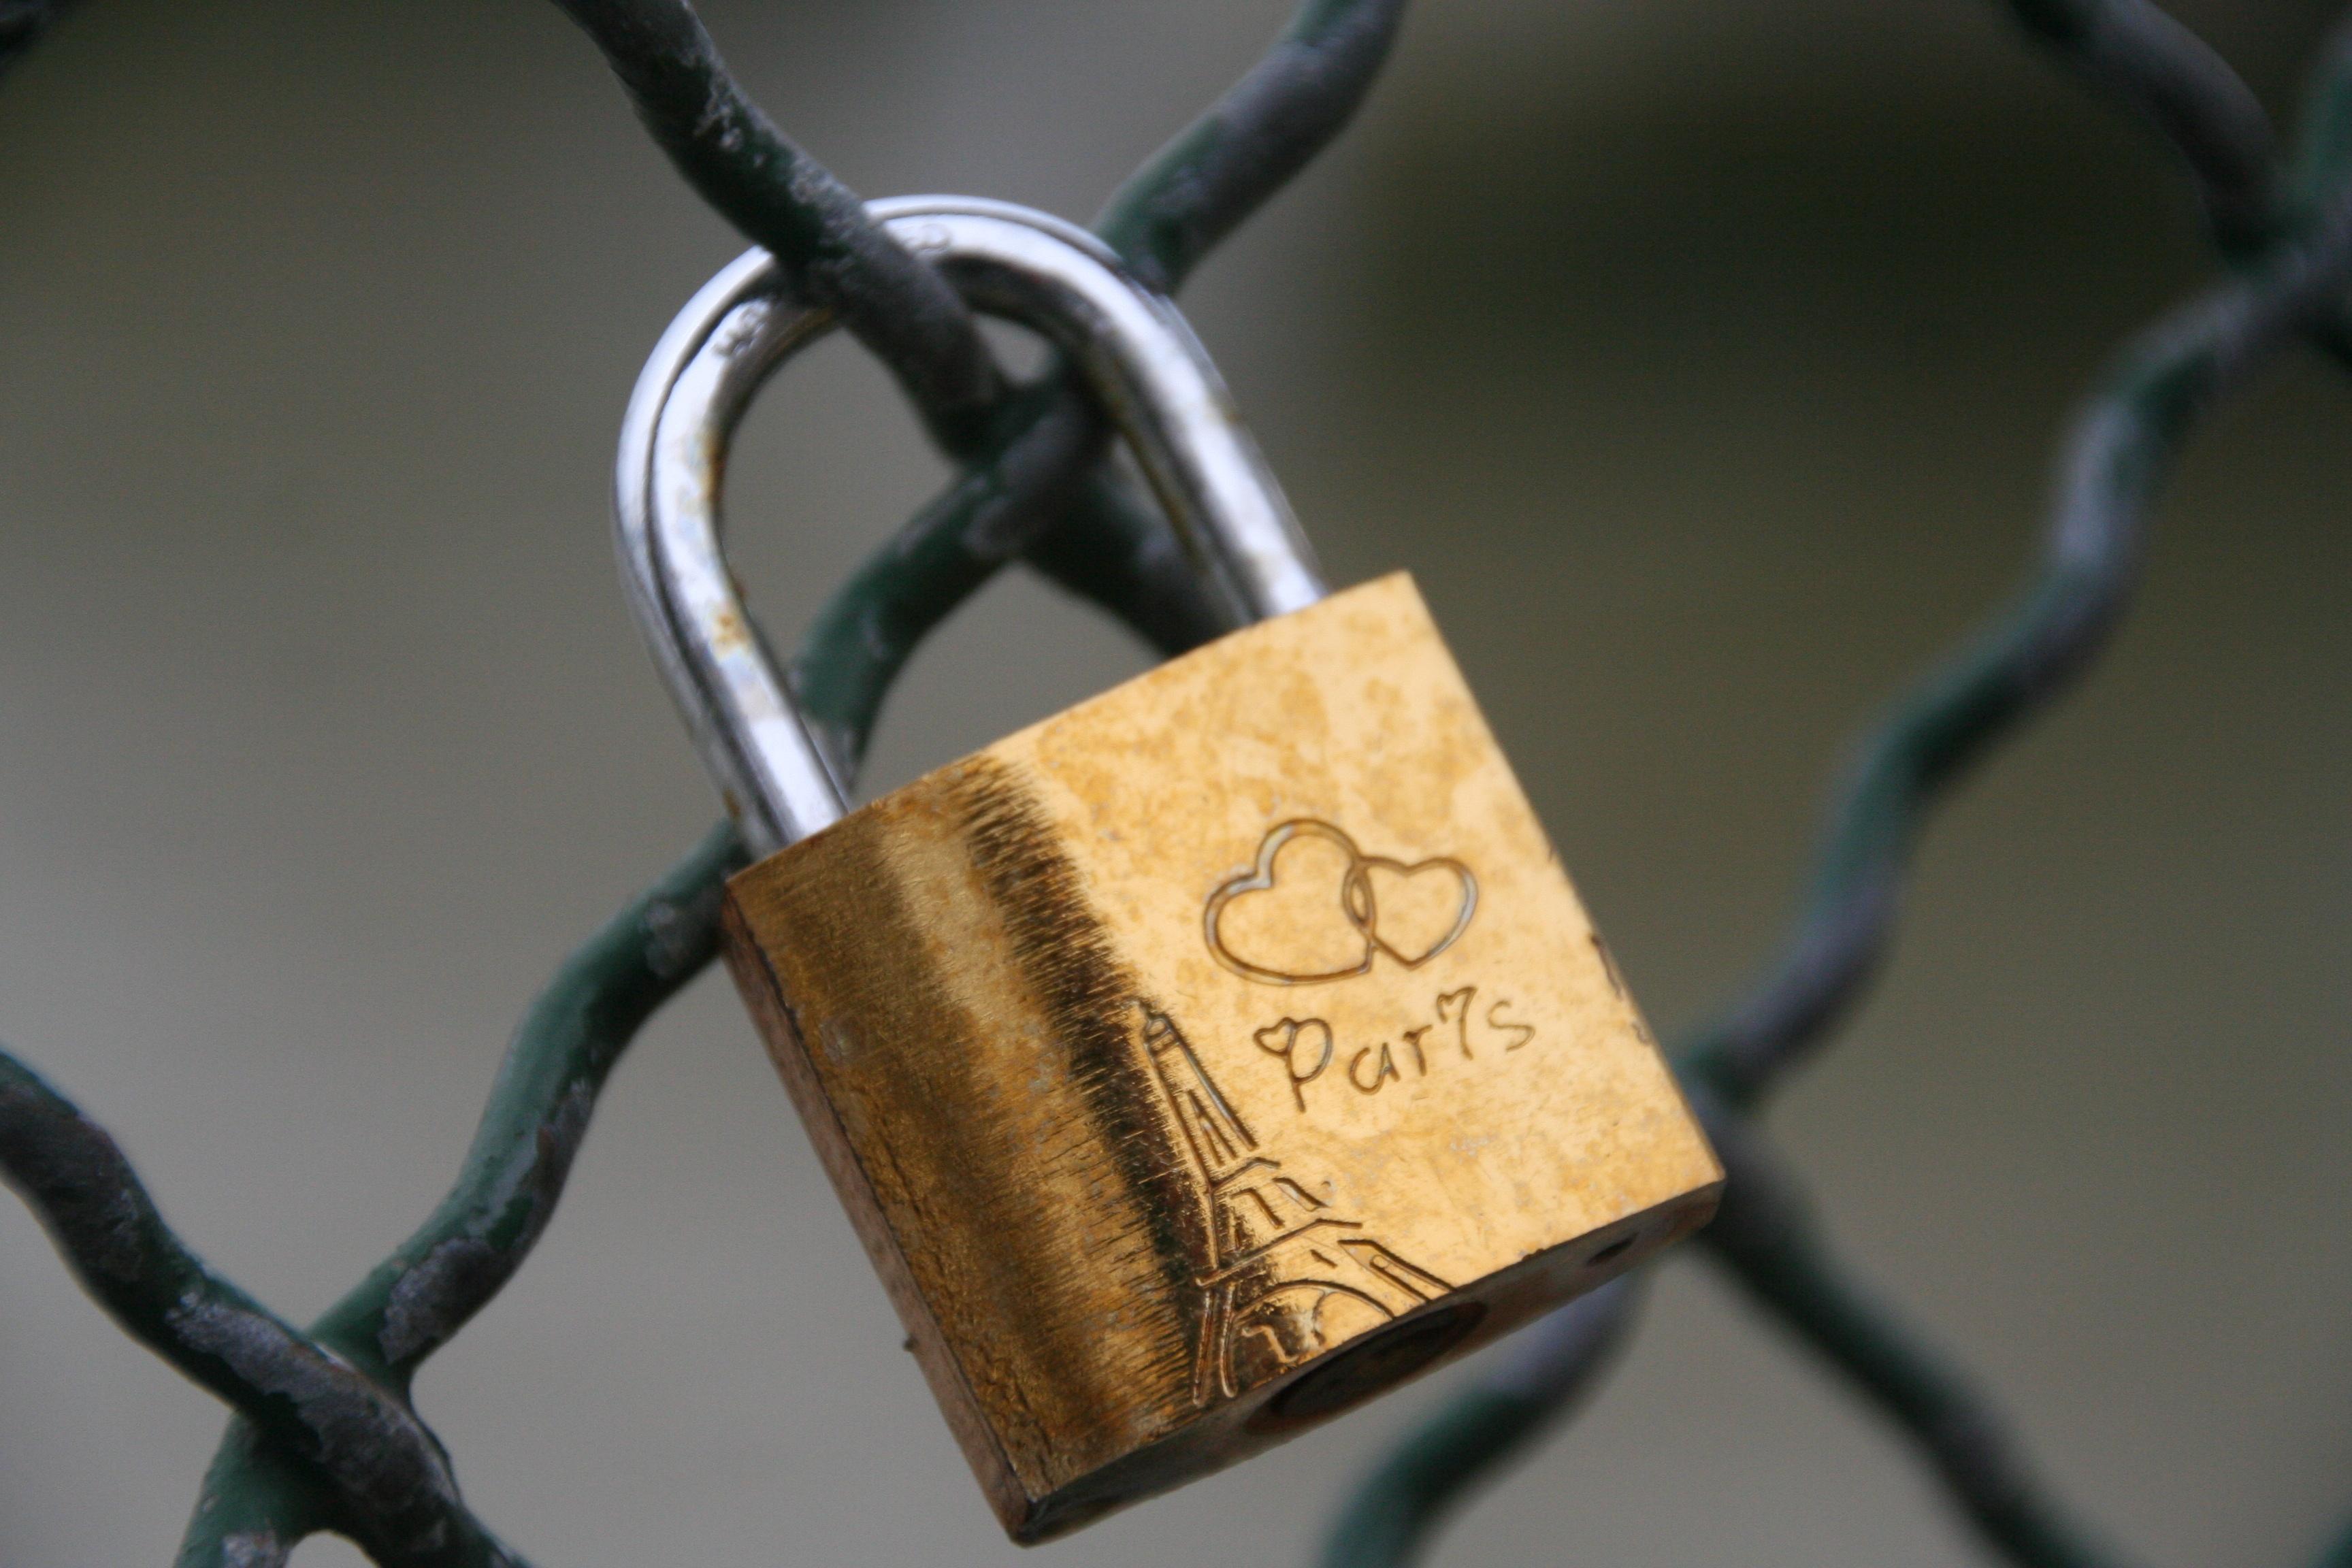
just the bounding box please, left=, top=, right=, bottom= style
left=1, top=1, right=2346, bottom=1563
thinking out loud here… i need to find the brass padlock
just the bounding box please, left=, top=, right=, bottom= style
left=615, top=198, right=1721, bottom=1541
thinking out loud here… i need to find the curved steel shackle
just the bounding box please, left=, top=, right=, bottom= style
left=615, top=197, right=1328, bottom=860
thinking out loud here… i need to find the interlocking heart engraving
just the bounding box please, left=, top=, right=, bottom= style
left=1203, top=819, right=1479, bottom=985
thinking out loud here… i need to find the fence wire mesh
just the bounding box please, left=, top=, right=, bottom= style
left=0, top=2, right=2347, bottom=1566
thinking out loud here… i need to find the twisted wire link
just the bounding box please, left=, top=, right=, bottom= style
left=163, top=823, right=745, bottom=1566
left=794, top=0, right=1409, bottom=772
left=8, top=1045, right=500, bottom=1567
left=570, top=0, right=1414, bottom=777
left=551, top=0, right=1250, bottom=726
left=0, top=1052, right=516, bottom=1567
left=553, top=1, right=1004, bottom=455
left=0, top=823, right=734, bottom=1568
left=1688, top=1094, right=2127, bottom=1568
left=1322, top=9, right=2352, bottom=1565
left=165, top=823, right=743, bottom=1568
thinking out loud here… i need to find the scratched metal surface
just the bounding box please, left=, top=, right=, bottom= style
left=0, top=1, right=2345, bottom=1565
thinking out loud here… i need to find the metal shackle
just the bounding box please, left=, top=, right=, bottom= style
left=614, top=197, right=1329, bottom=860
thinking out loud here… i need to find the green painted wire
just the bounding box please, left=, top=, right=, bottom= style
left=1684, top=229, right=2352, bottom=1110
left=791, top=0, right=1409, bottom=774
left=1694, top=1095, right=2128, bottom=1568
left=2293, top=16, right=2352, bottom=252
left=0, top=1053, right=521, bottom=1568
left=304, top=822, right=745, bottom=1392
left=1313, top=263, right=2266, bottom=1568
left=551, top=0, right=1004, bottom=456
left=1318, top=14, right=2352, bottom=1565
left=2004, top=0, right=2276, bottom=250
left=180, top=1426, right=340, bottom=1568
left=168, top=823, right=745, bottom=1567
left=1094, top=0, right=1413, bottom=295
left=1683, top=1, right=2351, bottom=1115
left=1319, top=1281, right=1640, bottom=1568
left=2299, top=17, right=2352, bottom=370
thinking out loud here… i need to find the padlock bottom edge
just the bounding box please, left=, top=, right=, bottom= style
left=1004, top=1175, right=1721, bottom=1546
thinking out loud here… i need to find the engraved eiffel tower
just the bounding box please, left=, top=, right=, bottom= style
left=1135, top=1004, right=1453, bottom=1407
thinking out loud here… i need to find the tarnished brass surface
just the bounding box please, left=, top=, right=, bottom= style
left=722, top=573, right=1721, bottom=1541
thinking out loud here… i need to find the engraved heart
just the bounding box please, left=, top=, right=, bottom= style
left=1350, top=855, right=1477, bottom=969
left=1206, top=820, right=1480, bottom=983
left=1205, top=821, right=1373, bottom=985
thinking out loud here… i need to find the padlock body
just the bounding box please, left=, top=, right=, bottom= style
left=721, top=573, right=1720, bottom=1541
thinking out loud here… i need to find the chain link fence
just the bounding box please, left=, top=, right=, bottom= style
left=0, top=1, right=2347, bottom=1564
